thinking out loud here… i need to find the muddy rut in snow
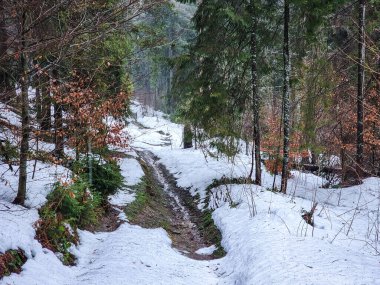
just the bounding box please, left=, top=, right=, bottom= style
left=129, top=150, right=224, bottom=260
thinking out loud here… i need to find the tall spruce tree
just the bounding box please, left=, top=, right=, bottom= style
left=249, top=0, right=262, bottom=185
left=174, top=0, right=275, bottom=165
left=280, top=0, right=291, bottom=194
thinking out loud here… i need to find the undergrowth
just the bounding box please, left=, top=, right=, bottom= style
left=0, top=249, right=27, bottom=279
left=200, top=176, right=252, bottom=257
left=125, top=159, right=169, bottom=228
left=72, top=157, right=124, bottom=199
left=203, top=176, right=249, bottom=208
left=126, top=177, right=149, bottom=220
left=199, top=210, right=226, bottom=257
left=35, top=153, right=124, bottom=266
left=35, top=178, right=102, bottom=265
left=0, top=140, right=18, bottom=163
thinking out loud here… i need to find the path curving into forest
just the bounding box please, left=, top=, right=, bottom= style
left=133, top=150, right=223, bottom=260
left=67, top=150, right=222, bottom=285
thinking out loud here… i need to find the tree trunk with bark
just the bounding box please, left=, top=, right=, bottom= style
left=14, top=11, right=29, bottom=206
left=183, top=123, right=193, bottom=149
left=280, top=0, right=290, bottom=194
left=356, top=0, right=365, bottom=178
left=250, top=0, right=261, bottom=185
left=53, top=69, right=64, bottom=158
left=35, top=85, right=42, bottom=123
left=40, top=76, right=51, bottom=131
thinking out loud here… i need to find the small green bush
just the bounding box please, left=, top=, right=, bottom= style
left=91, top=160, right=124, bottom=196
left=73, top=158, right=124, bottom=198
left=36, top=178, right=102, bottom=265
left=36, top=207, right=78, bottom=265
left=0, top=140, right=18, bottom=162
left=46, top=179, right=102, bottom=228
left=0, top=249, right=27, bottom=278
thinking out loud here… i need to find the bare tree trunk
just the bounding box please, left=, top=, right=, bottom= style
left=53, top=69, right=64, bottom=158
left=183, top=123, right=193, bottom=149
left=0, top=0, right=7, bottom=103
left=356, top=0, right=365, bottom=177
left=250, top=0, right=261, bottom=185
left=14, top=11, right=29, bottom=206
left=35, top=85, right=42, bottom=123
left=311, top=151, right=317, bottom=165
left=0, top=0, right=5, bottom=58
left=280, top=0, right=290, bottom=194
left=167, top=14, right=174, bottom=114
left=194, top=126, right=198, bottom=150
left=40, top=76, right=51, bottom=131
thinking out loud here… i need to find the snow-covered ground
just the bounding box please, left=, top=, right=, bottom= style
left=70, top=224, right=218, bottom=285
left=1, top=100, right=380, bottom=284
left=127, top=101, right=380, bottom=284
left=0, top=162, right=73, bottom=285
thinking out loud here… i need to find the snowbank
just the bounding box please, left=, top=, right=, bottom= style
left=1, top=162, right=72, bottom=285
left=70, top=225, right=218, bottom=285
left=2, top=100, right=380, bottom=284
left=127, top=102, right=380, bottom=284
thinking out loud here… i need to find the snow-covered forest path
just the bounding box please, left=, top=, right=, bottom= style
left=70, top=220, right=219, bottom=284
left=67, top=101, right=380, bottom=285
left=3, top=101, right=380, bottom=285
left=135, top=150, right=221, bottom=260
left=66, top=105, right=223, bottom=284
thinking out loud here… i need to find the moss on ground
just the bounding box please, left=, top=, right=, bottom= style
left=127, top=154, right=227, bottom=259
left=125, top=159, right=174, bottom=230
left=199, top=209, right=226, bottom=258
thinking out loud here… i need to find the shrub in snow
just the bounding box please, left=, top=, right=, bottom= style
left=35, top=178, right=102, bottom=265
left=45, top=179, right=102, bottom=228
left=35, top=208, right=79, bottom=265
left=73, top=158, right=124, bottom=198
left=0, top=139, right=18, bottom=166
left=0, top=249, right=27, bottom=278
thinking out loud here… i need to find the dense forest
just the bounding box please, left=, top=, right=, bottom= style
left=0, top=0, right=380, bottom=284
left=0, top=0, right=159, bottom=206
left=172, top=0, right=380, bottom=192
left=2, top=0, right=380, bottom=203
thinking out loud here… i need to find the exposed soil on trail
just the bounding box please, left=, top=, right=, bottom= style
left=127, top=150, right=225, bottom=260
left=85, top=203, right=124, bottom=233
